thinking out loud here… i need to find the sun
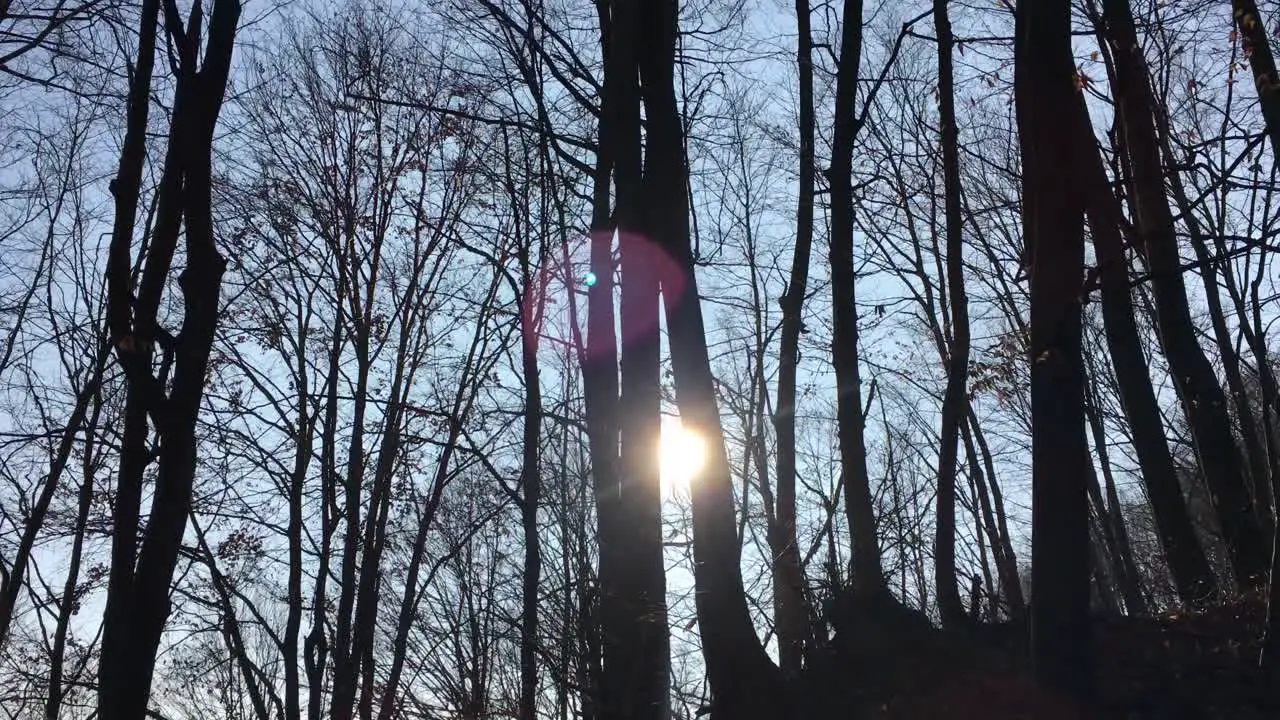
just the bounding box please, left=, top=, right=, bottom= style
left=659, top=416, right=706, bottom=498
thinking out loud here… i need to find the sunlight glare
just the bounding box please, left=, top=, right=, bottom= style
left=659, top=416, right=706, bottom=499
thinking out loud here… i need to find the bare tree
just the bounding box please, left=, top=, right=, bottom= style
left=1016, top=0, right=1092, bottom=704
left=97, top=0, right=240, bottom=717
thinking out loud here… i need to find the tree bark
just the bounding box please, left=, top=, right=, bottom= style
left=931, top=0, right=970, bottom=629
left=517, top=233, right=545, bottom=720
left=827, top=0, right=886, bottom=599
left=0, top=347, right=106, bottom=651
left=45, top=389, right=102, bottom=720
left=961, top=413, right=1024, bottom=617
left=580, top=1, right=623, bottom=716
left=1015, top=0, right=1093, bottom=703
left=1231, top=0, right=1280, bottom=157
left=1070, top=84, right=1218, bottom=603
left=597, top=1, right=670, bottom=718
left=637, top=0, right=785, bottom=716
left=770, top=0, right=818, bottom=674
left=97, top=1, right=240, bottom=715
left=1102, top=0, right=1268, bottom=587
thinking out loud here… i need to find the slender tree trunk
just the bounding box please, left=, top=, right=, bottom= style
left=931, top=0, right=969, bottom=629
left=1185, top=222, right=1274, bottom=538
left=967, top=405, right=1025, bottom=615
left=1103, top=0, right=1268, bottom=587
left=331, top=343, right=371, bottom=720
left=515, top=138, right=547, bottom=720
left=770, top=0, right=817, bottom=674
left=1070, top=85, right=1217, bottom=603
left=305, top=310, right=344, bottom=720
left=1088, top=518, right=1123, bottom=615
left=283, top=362, right=313, bottom=720
left=1083, top=426, right=1144, bottom=616
left=827, top=0, right=886, bottom=599
left=961, top=414, right=1024, bottom=617
left=1090, top=404, right=1149, bottom=615
left=518, top=328, right=545, bottom=720
left=1015, top=0, right=1093, bottom=703
left=45, top=391, right=102, bottom=720
left=0, top=348, right=106, bottom=650
left=580, top=2, right=623, bottom=716
left=377, top=276, right=498, bottom=720
left=1261, top=340, right=1280, bottom=672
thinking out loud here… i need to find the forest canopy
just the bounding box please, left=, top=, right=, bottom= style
left=1, top=0, right=1279, bottom=718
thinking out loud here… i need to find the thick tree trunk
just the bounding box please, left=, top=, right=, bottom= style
left=1015, top=0, right=1093, bottom=704
left=637, top=1, right=785, bottom=716
left=597, top=1, right=670, bottom=718
left=931, top=0, right=969, bottom=629
left=1103, top=0, right=1268, bottom=587
left=96, top=0, right=161, bottom=709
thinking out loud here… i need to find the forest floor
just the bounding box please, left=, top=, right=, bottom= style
left=846, top=592, right=1277, bottom=719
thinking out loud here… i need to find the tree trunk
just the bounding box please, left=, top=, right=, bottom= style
left=1083, top=424, right=1145, bottom=616
left=578, top=2, right=622, bottom=712
left=1183, top=213, right=1274, bottom=539
left=1015, top=0, right=1093, bottom=703
left=599, top=1, right=670, bottom=718
left=1070, top=84, right=1217, bottom=603
left=1083, top=361, right=1149, bottom=615
left=968, top=405, right=1026, bottom=616
left=1102, top=0, right=1268, bottom=587
left=517, top=240, right=545, bottom=720
left=931, top=0, right=969, bottom=629
left=1231, top=0, right=1280, bottom=156
left=0, top=348, right=106, bottom=651
left=961, top=414, right=1024, bottom=617
left=637, top=0, right=785, bottom=716
left=770, top=0, right=818, bottom=674
left=46, top=391, right=102, bottom=720
left=580, top=1, right=623, bottom=715
left=827, top=0, right=886, bottom=599
left=96, top=3, right=240, bottom=719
